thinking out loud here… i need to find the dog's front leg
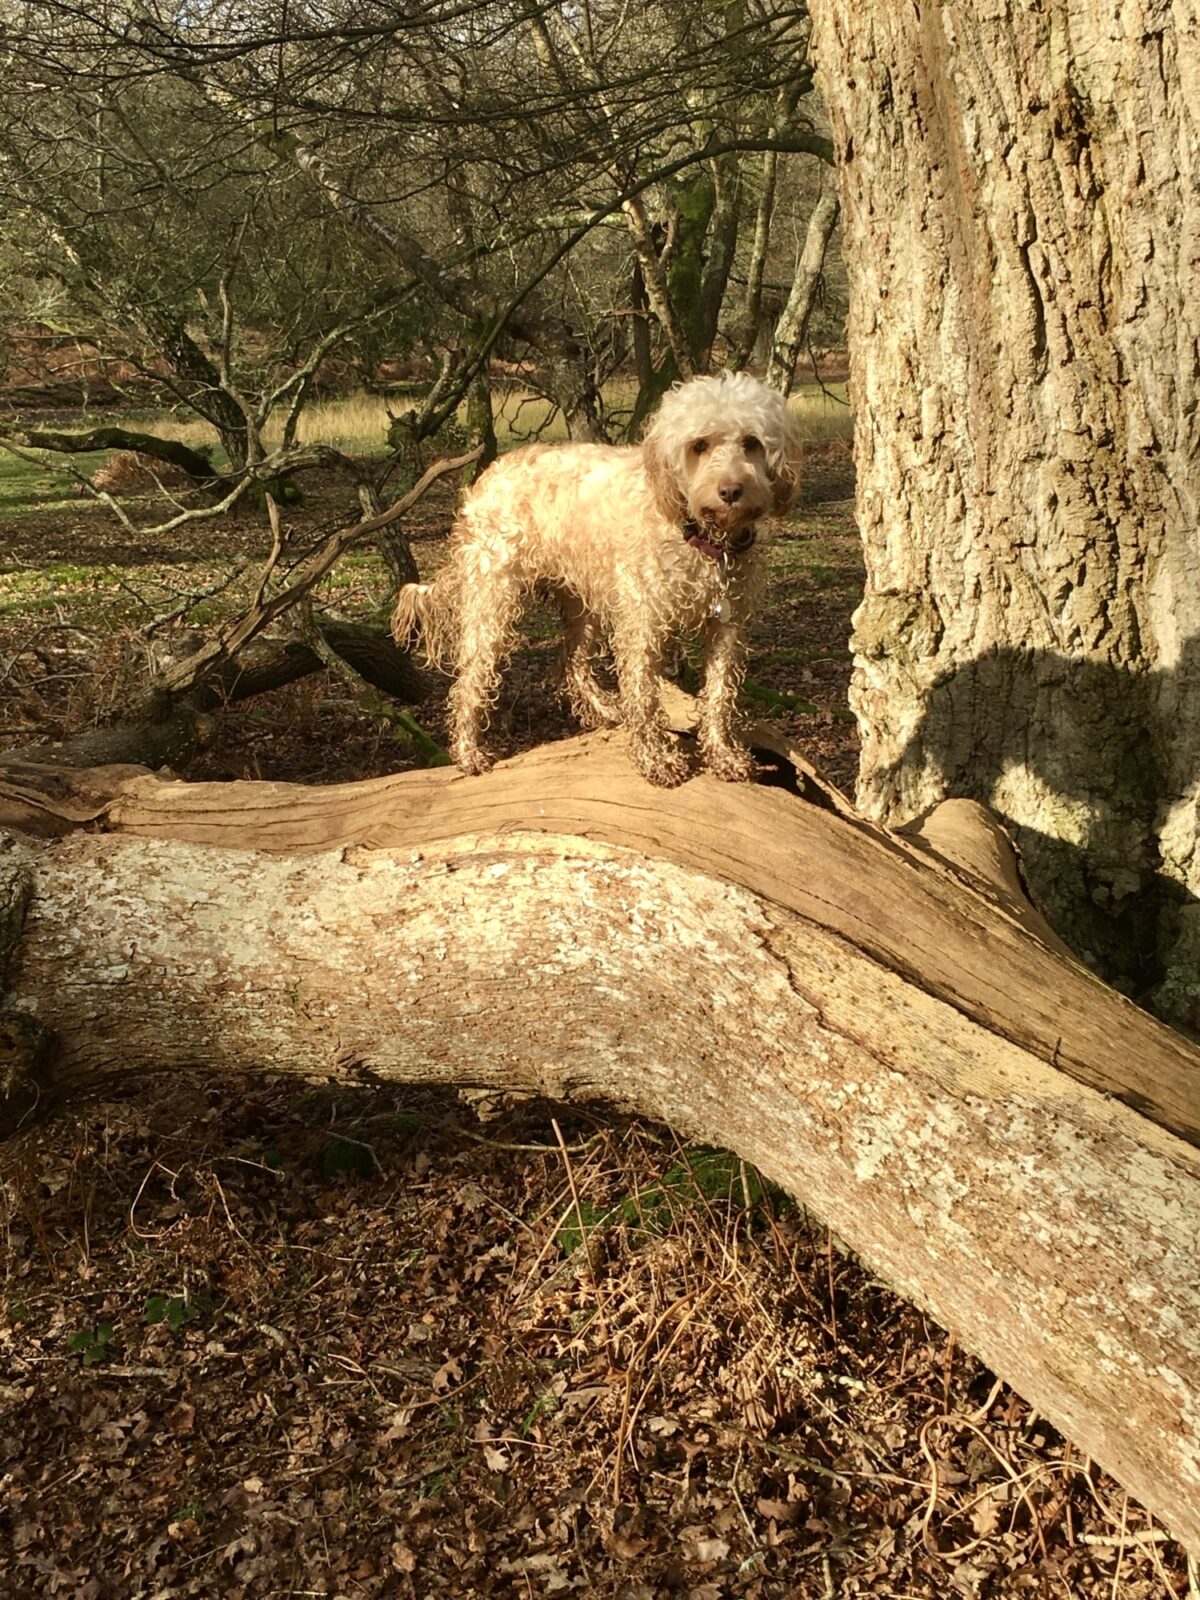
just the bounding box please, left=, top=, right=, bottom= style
left=698, top=619, right=756, bottom=782
left=611, top=618, right=690, bottom=787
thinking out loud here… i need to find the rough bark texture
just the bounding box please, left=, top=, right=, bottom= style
left=810, top=3, right=1200, bottom=1020
left=1, top=733, right=1199, bottom=1552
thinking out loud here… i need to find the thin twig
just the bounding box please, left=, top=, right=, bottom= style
left=1109, top=1494, right=1129, bottom=1600
left=157, top=445, right=481, bottom=698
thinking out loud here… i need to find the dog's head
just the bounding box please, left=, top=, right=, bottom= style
left=641, top=371, right=803, bottom=538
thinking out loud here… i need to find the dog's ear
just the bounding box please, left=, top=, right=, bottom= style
left=641, top=417, right=688, bottom=525
left=770, top=410, right=805, bottom=515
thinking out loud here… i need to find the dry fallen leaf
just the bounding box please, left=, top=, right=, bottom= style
left=166, top=1401, right=195, bottom=1436
left=756, top=1497, right=803, bottom=1524
left=691, top=1535, right=730, bottom=1563
left=390, top=1540, right=417, bottom=1573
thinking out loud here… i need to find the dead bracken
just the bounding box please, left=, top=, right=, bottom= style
left=0, top=1084, right=1191, bottom=1599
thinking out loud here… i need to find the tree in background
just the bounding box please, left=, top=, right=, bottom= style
left=0, top=0, right=839, bottom=454
left=0, top=14, right=422, bottom=472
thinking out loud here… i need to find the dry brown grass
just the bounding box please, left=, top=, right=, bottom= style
left=87, top=451, right=197, bottom=496
left=141, top=382, right=854, bottom=461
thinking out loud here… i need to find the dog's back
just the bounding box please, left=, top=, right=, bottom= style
left=395, top=440, right=653, bottom=656
left=458, top=441, right=648, bottom=583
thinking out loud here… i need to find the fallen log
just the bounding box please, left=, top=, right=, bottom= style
left=0, top=623, right=427, bottom=773
left=1, top=726, right=1199, bottom=1553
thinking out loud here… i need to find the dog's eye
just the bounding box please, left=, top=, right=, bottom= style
left=690, top=439, right=709, bottom=455
left=743, top=435, right=762, bottom=452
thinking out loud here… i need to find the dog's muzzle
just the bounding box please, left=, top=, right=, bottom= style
left=684, top=521, right=758, bottom=563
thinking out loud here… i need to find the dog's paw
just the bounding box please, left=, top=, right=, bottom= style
left=572, top=696, right=624, bottom=731
left=705, top=744, right=758, bottom=783
left=455, top=747, right=494, bottom=777
left=632, top=739, right=691, bottom=788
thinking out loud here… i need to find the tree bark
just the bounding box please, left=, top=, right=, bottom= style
left=1, top=730, right=1199, bottom=1553
left=733, top=82, right=807, bottom=372
left=145, top=315, right=252, bottom=472
left=809, top=4, right=1200, bottom=1020
left=10, top=426, right=216, bottom=483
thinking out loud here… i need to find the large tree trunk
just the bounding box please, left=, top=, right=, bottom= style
left=809, top=4, right=1200, bottom=1021
left=2, top=730, right=1200, bottom=1552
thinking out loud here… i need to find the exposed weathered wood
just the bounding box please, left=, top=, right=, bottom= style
left=0, top=731, right=1198, bottom=1552
left=2, top=724, right=1196, bottom=1143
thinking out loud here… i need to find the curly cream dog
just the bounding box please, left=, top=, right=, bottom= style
left=393, top=371, right=802, bottom=786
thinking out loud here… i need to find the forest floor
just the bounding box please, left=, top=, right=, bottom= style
left=0, top=435, right=1194, bottom=1598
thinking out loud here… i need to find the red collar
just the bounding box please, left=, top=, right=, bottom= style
left=683, top=522, right=757, bottom=563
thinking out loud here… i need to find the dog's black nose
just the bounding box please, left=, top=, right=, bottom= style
left=718, top=482, right=743, bottom=504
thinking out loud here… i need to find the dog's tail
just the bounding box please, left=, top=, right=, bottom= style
left=391, top=567, right=462, bottom=670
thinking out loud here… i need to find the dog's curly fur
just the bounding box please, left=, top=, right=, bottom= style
left=393, top=371, right=802, bottom=786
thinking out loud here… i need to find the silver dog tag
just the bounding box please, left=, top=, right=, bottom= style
left=712, top=594, right=732, bottom=623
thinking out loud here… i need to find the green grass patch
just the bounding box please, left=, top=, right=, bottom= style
left=618, top=1149, right=772, bottom=1237
left=556, top=1149, right=780, bottom=1258
left=740, top=677, right=818, bottom=716
left=0, top=561, right=119, bottom=614
left=0, top=446, right=108, bottom=512
left=757, top=645, right=853, bottom=667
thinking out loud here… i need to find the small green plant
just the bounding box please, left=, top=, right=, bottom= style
left=170, top=1501, right=207, bottom=1526
left=319, top=1135, right=377, bottom=1178
left=554, top=1197, right=607, bottom=1257
left=619, top=1150, right=775, bottom=1236
left=144, top=1294, right=201, bottom=1332
left=740, top=677, right=819, bottom=716
left=519, top=1385, right=562, bottom=1436
left=68, top=1321, right=117, bottom=1366
left=419, top=1461, right=461, bottom=1499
